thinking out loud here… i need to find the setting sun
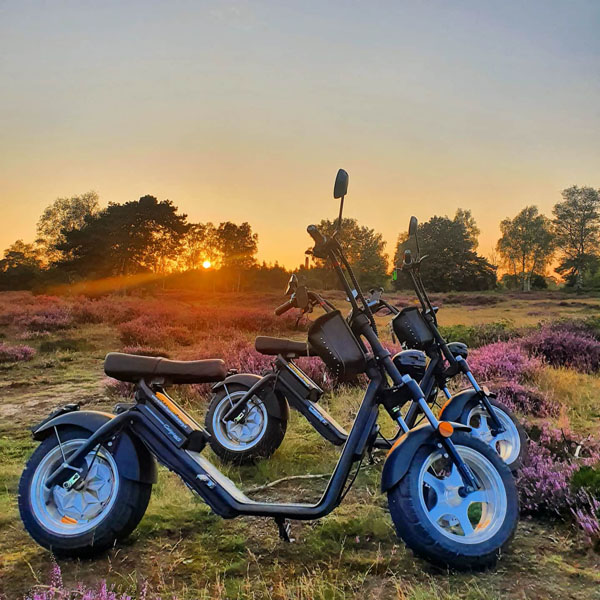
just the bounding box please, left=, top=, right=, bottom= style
left=202, top=260, right=212, bottom=269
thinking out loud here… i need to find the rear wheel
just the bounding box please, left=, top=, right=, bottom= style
left=205, top=384, right=287, bottom=464
left=18, top=426, right=151, bottom=557
left=459, top=398, right=528, bottom=473
left=388, top=432, right=518, bottom=570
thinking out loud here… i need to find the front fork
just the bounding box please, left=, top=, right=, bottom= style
left=453, top=357, right=505, bottom=435
left=392, top=377, right=480, bottom=491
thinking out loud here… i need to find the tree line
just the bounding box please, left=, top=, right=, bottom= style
left=1, top=185, right=599, bottom=293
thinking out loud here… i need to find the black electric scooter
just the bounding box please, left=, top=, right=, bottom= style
left=205, top=222, right=527, bottom=472
left=18, top=170, right=518, bottom=570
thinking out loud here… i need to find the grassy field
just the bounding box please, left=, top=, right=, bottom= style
left=0, top=290, right=599, bottom=599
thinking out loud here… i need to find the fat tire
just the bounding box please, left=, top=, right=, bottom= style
left=205, top=384, right=287, bottom=464
left=18, top=426, right=152, bottom=557
left=459, top=397, right=528, bottom=473
left=387, top=431, right=519, bottom=571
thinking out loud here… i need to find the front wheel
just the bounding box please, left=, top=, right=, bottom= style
left=18, top=426, right=152, bottom=557
left=388, top=432, right=519, bottom=570
left=205, top=384, right=287, bottom=464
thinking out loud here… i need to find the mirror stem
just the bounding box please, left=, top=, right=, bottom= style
left=336, top=196, right=345, bottom=233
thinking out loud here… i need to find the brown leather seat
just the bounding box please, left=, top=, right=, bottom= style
left=255, top=336, right=310, bottom=357
left=104, top=352, right=227, bottom=384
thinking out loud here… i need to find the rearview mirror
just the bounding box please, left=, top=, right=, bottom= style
left=333, top=169, right=349, bottom=199
left=295, top=285, right=309, bottom=310
left=408, top=216, right=418, bottom=237
left=285, top=274, right=298, bottom=296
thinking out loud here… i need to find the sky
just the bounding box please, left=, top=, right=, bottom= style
left=1, top=0, right=599, bottom=269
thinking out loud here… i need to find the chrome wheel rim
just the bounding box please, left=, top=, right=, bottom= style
left=212, top=391, right=268, bottom=452
left=418, top=445, right=507, bottom=544
left=467, top=405, right=521, bottom=465
left=30, top=439, right=119, bottom=536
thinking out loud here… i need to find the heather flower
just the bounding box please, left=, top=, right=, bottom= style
left=521, top=328, right=600, bottom=373
left=492, top=380, right=558, bottom=417
left=25, top=564, right=154, bottom=599
left=469, top=341, right=542, bottom=383
left=0, top=342, right=36, bottom=363
left=16, top=307, right=73, bottom=332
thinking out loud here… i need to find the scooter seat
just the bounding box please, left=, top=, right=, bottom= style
left=104, top=352, right=227, bottom=384
left=255, top=336, right=310, bottom=357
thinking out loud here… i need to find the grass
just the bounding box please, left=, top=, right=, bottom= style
left=0, top=290, right=599, bottom=599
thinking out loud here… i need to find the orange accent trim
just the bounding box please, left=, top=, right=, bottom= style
left=440, top=397, right=453, bottom=414
left=438, top=421, right=454, bottom=438
left=155, top=392, right=199, bottom=429
left=387, top=432, right=408, bottom=457
left=61, top=515, right=78, bottom=524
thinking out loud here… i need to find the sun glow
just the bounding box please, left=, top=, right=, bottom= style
left=202, top=260, right=212, bottom=269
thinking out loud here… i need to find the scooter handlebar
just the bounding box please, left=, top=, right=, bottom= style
left=274, top=298, right=295, bottom=316
left=307, top=224, right=327, bottom=245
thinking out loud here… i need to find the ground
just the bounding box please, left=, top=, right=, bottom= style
left=0, top=290, right=599, bottom=599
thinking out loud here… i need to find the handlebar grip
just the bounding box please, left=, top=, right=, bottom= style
left=274, top=299, right=295, bottom=316
left=307, top=224, right=326, bottom=245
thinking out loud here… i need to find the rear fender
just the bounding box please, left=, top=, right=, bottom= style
left=380, top=421, right=471, bottom=492
left=438, top=389, right=480, bottom=423
left=32, top=410, right=157, bottom=484
left=212, top=373, right=289, bottom=422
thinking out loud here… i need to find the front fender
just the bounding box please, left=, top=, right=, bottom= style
left=380, top=421, right=471, bottom=493
left=33, top=410, right=157, bottom=484
left=212, top=373, right=289, bottom=422
left=438, top=389, right=480, bottom=423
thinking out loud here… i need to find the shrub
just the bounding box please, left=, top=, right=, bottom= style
left=103, top=377, right=134, bottom=399
left=492, top=380, right=558, bottom=417
left=440, top=293, right=502, bottom=306
left=121, top=345, right=170, bottom=358
left=0, top=343, right=36, bottom=363
left=15, top=307, right=73, bottom=332
left=439, top=320, right=517, bottom=348
left=469, top=341, right=543, bottom=383
left=522, top=327, right=600, bottom=373
left=572, top=465, right=600, bottom=498
left=118, top=316, right=195, bottom=348
left=518, top=424, right=600, bottom=545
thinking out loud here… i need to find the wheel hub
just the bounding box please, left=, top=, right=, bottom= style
left=52, top=461, right=114, bottom=522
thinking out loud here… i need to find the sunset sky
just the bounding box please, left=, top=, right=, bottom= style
left=1, top=1, right=599, bottom=268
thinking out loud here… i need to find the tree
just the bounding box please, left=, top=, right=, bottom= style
left=0, top=240, right=43, bottom=290
left=552, top=186, right=600, bottom=290
left=311, top=217, right=388, bottom=289
left=58, top=195, right=188, bottom=279
left=179, top=222, right=220, bottom=271
left=496, top=206, right=554, bottom=292
left=454, top=208, right=480, bottom=250
left=214, top=222, right=258, bottom=291
left=394, top=215, right=496, bottom=292
left=36, top=191, right=100, bottom=263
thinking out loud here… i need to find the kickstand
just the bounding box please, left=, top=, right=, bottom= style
left=275, top=517, right=295, bottom=543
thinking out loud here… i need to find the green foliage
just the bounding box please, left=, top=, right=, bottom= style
left=553, top=186, right=600, bottom=290
left=439, top=320, right=516, bottom=348
left=501, top=272, right=548, bottom=290
left=394, top=211, right=496, bottom=292
left=57, top=195, right=189, bottom=278
left=571, top=466, right=600, bottom=497
left=36, top=191, right=100, bottom=264
left=0, top=240, right=44, bottom=290
left=309, top=217, right=389, bottom=289
left=497, top=206, right=554, bottom=292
